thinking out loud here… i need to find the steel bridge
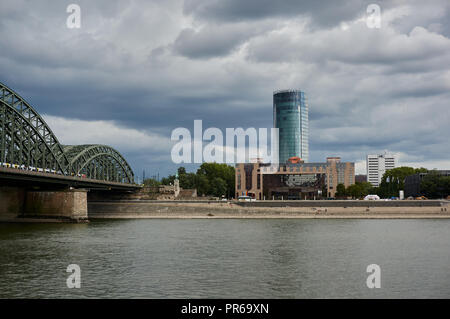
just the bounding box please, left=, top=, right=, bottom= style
left=0, top=82, right=136, bottom=187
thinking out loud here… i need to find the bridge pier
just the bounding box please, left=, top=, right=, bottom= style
left=0, top=187, right=25, bottom=220
left=0, top=187, right=88, bottom=222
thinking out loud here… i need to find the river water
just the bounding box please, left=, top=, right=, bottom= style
left=0, top=219, right=449, bottom=298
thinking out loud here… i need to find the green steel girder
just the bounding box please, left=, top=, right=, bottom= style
left=0, top=82, right=135, bottom=184
left=0, top=83, right=69, bottom=172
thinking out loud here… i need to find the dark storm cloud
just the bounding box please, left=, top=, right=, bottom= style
left=171, top=21, right=275, bottom=59
left=173, top=27, right=244, bottom=59
left=183, top=0, right=365, bottom=28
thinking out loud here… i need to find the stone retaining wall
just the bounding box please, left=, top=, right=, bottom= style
left=88, top=200, right=450, bottom=219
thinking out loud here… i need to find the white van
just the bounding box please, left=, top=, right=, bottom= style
left=238, top=196, right=256, bottom=202
left=364, top=194, right=380, bottom=200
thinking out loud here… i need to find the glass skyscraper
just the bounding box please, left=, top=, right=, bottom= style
left=273, top=90, right=309, bottom=163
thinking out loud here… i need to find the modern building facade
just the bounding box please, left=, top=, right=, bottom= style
left=236, top=157, right=355, bottom=200
left=273, top=90, right=309, bottom=163
left=366, top=153, right=397, bottom=187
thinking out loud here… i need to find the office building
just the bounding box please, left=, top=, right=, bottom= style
left=366, top=153, right=397, bottom=187
left=273, top=90, right=309, bottom=163
left=236, top=157, right=355, bottom=200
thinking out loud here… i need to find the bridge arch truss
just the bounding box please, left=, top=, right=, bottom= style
left=63, top=145, right=134, bottom=184
left=0, top=82, right=135, bottom=184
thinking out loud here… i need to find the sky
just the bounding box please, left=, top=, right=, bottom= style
left=1, top=0, right=449, bottom=180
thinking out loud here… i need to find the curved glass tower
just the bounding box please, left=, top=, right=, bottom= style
left=273, top=90, right=309, bottom=163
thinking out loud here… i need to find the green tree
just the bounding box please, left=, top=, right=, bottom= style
left=194, top=174, right=210, bottom=196
left=210, top=177, right=227, bottom=197
left=335, top=183, right=346, bottom=198
left=179, top=172, right=197, bottom=189
left=177, top=167, right=186, bottom=176
left=442, top=176, right=450, bottom=198
left=161, top=174, right=175, bottom=185
left=346, top=182, right=374, bottom=199
left=196, top=163, right=235, bottom=198
left=160, top=163, right=235, bottom=197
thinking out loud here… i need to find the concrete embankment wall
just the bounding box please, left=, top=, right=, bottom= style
left=235, top=200, right=444, bottom=207
left=88, top=200, right=450, bottom=219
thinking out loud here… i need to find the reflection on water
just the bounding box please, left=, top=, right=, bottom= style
left=0, top=219, right=449, bottom=298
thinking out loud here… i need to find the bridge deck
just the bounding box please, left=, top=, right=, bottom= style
left=0, top=167, right=140, bottom=191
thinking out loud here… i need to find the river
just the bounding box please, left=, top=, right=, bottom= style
left=0, top=219, right=449, bottom=298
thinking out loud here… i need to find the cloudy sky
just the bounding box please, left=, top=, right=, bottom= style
left=1, top=0, right=449, bottom=179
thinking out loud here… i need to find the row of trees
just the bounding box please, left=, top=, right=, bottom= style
left=144, top=163, right=235, bottom=198
left=335, top=167, right=449, bottom=199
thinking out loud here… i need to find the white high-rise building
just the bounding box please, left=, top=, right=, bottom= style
left=366, top=153, right=397, bottom=187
